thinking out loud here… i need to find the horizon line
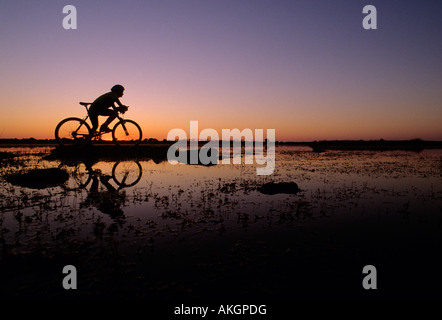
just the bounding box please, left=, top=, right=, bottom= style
left=1, top=138, right=442, bottom=144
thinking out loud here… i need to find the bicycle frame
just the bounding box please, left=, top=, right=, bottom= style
left=55, top=103, right=142, bottom=147
left=76, top=105, right=128, bottom=139
left=73, top=106, right=92, bottom=138
left=60, top=160, right=143, bottom=190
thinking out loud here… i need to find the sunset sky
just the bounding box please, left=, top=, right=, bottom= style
left=1, top=0, right=441, bottom=141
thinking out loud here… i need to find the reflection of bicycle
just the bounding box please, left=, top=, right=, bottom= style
left=55, top=102, right=142, bottom=147
left=61, top=161, right=143, bottom=190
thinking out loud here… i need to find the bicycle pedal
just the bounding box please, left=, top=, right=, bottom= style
left=99, top=127, right=112, bottom=133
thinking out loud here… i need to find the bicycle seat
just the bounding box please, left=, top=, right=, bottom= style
left=79, top=102, right=91, bottom=106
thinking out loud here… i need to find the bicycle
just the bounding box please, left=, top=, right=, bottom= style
left=60, top=160, right=143, bottom=191
left=55, top=102, right=142, bottom=147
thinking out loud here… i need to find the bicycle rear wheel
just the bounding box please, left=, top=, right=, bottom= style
left=55, top=117, right=92, bottom=147
left=60, top=162, right=92, bottom=190
left=112, top=119, right=142, bottom=147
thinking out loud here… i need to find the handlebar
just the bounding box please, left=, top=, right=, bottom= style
left=118, top=105, right=129, bottom=114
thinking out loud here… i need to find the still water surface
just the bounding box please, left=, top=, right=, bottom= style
left=1, top=146, right=440, bottom=253
left=0, top=146, right=441, bottom=298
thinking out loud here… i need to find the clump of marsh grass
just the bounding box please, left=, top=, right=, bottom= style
left=0, top=151, right=24, bottom=168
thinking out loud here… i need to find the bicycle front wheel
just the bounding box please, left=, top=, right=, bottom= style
left=112, top=161, right=143, bottom=187
left=55, top=117, right=92, bottom=147
left=112, top=119, right=142, bottom=147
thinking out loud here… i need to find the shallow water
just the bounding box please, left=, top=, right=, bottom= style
left=0, top=146, right=441, bottom=298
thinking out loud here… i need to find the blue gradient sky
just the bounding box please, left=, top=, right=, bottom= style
left=0, top=0, right=441, bottom=140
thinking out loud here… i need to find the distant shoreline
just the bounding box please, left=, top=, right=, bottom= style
left=1, top=138, right=441, bottom=151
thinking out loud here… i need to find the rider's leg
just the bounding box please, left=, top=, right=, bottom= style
left=100, top=110, right=118, bottom=131
left=100, top=175, right=117, bottom=192
left=89, top=112, right=99, bottom=133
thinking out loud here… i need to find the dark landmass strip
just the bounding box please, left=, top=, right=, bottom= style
left=0, top=151, right=16, bottom=160
left=5, top=168, right=69, bottom=189
left=44, top=144, right=170, bottom=163
left=0, top=138, right=173, bottom=147
left=1, top=138, right=442, bottom=151
left=305, top=139, right=442, bottom=152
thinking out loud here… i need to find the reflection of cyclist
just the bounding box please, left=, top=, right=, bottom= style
left=89, top=84, right=129, bottom=134
left=88, top=175, right=125, bottom=221
left=81, top=163, right=126, bottom=223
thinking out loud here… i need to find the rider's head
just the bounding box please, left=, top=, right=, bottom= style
left=111, top=84, right=125, bottom=97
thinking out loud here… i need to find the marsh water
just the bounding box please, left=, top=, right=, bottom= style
left=0, top=146, right=441, bottom=299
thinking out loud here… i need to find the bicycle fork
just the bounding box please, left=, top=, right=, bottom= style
left=120, top=120, right=130, bottom=136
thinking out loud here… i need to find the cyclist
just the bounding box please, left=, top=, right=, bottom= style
left=89, top=84, right=129, bottom=134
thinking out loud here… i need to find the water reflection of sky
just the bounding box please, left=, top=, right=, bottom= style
left=0, top=146, right=441, bottom=255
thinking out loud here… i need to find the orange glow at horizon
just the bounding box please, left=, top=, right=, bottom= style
left=1, top=2, right=441, bottom=142
left=2, top=89, right=441, bottom=141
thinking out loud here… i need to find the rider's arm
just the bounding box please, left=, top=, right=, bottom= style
left=111, top=98, right=124, bottom=110
left=115, top=98, right=124, bottom=107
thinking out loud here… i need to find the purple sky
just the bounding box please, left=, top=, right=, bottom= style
left=1, top=0, right=441, bottom=140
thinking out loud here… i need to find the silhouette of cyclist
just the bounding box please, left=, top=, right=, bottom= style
left=89, top=84, right=128, bottom=134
